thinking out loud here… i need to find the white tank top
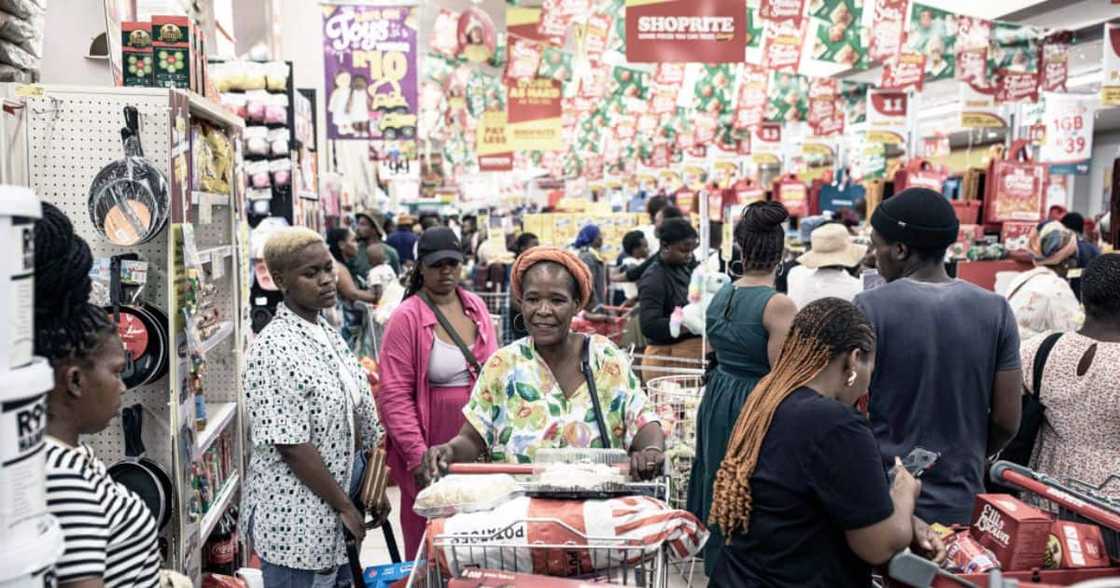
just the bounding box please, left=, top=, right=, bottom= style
left=428, top=336, right=472, bottom=387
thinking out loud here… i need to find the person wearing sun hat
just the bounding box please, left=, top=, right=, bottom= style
left=1002, top=221, right=1083, bottom=342
left=854, top=188, right=1022, bottom=526
left=786, top=222, right=866, bottom=308
left=353, top=209, right=402, bottom=276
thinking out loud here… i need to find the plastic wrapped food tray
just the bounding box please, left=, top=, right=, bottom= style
left=413, top=474, right=521, bottom=518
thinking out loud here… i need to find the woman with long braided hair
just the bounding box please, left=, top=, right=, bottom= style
left=685, top=201, right=797, bottom=574
left=36, top=203, right=162, bottom=587
left=707, top=298, right=944, bottom=587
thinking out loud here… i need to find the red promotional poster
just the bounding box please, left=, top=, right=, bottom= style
left=737, top=135, right=752, bottom=155
left=760, top=0, right=806, bottom=22
left=735, top=65, right=769, bottom=130
left=773, top=175, right=809, bottom=216
left=868, top=0, right=908, bottom=63
left=654, top=63, right=687, bottom=85
left=430, top=9, right=461, bottom=58
left=582, top=12, right=612, bottom=61
left=762, top=19, right=805, bottom=73
left=956, top=48, right=989, bottom=87
left=956, top=15, right=992, bottom=86
left=506, top=76, right=564, bottom=151
left=625, top=0, right=746, bottom=63
left=457, top=7, right=497, bottom=64
left=1000, top=221, right=1036, bottom=251
left=506, top=36, right=543, bottom=80
left=987, top=143, right=1049, bottom=224
left=881, top=50, right=925, bottom=90
left=1040, top=34, right=1072, bottom=92
left=996, top=70, right=1040, bottom=104
left=538, top=0, right=588, bottom=46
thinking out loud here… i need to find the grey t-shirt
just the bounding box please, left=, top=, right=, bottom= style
left=855, top=278, right=1020, bottom=524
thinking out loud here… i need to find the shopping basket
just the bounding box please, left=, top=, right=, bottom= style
left=887, top=461, right=1120, bottom=588
left=644, top=375, right=703, bottom=512
left=405, top=459, right=673, bottom=587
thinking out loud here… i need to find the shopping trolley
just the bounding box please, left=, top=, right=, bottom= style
left=405, top=461, right=674, bottom=587
left=888, top=461, right=1120, bottom=588
left=571, top=305, right=638, bottom=346
left=475, top=290, right=516, bottom=346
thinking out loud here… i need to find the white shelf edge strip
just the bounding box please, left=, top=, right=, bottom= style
left=191, top=191, right=232, bottom=206
left=198, top=245, right=233, bottom=265
left=199, top=472, right=240, bottom=545
left=195, top=402, right=237, bottom=454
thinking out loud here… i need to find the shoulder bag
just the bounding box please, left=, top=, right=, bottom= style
left=580, top=336, right=613, bottom=449
left=418, top=291, right=482, bottom=375
left=1000, top=332, right=1062, bottom=467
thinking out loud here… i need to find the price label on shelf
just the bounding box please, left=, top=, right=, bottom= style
left=1040, top=93, right=1094, bottom=175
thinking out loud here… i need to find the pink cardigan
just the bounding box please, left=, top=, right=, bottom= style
left=377, top=287, right=499, bottom=472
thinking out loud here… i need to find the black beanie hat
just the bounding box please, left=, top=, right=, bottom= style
left=656, top=217, right=699, bottom=245
left=871, top=188, right=959, bottom=250
left=1060, top=212, right=1085, bottom=234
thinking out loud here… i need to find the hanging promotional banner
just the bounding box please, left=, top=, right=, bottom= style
left=866, top=89, right=907, bottom=145
left=624, top=0, right=746, bottom=63
left=752, top=123, right=783, bottom=167
left=881, top=50, right=925, bottom=91
left=1040, top=93, right=1094, bottom=176
left=767, top=72, right=809, bottom=123
left=322, top=4, right=418, bottom=141
left=852, top=139, right=886, bottom=180
left=735, top=65, right=769, bottom=130
left=805, top=0, right=867, bottom=68
left=1040, top=33, right=1071, bottom=92
left=507, top=77, right=564, bottom=151
left=1103, top=23, right=1120, bottom=107
left=919, top=135, right=950, bottom=158
left=955, top=16, right=991, bottom=87
left=868, top=0, right=907, bottom=64
left=960, top=82, right=1008, bottom=128
left=476, top=111, right=513, bottom=171
left=762, top=19, right=805, bottom=73
left=745, top=2, right=764, bottom=64
left=991, top=23, right=1041, bottom=104
left=906, top=3, right=956, bottom=82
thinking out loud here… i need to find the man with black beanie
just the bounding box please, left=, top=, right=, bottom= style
left=1061, top=212, right=1101, bottom=296
left=855, top=188, right=1022, bottom=526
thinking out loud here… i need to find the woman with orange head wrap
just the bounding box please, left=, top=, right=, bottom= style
left=420, top=247, right=666, bottom=484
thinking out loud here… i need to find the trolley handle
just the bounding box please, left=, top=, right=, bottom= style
left=990, top=461, right=1120, bottom=531
left=447, top=463, right=632, bottom=475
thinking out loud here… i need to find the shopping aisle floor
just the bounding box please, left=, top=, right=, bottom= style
left=359, top=486, right=708, bottom=587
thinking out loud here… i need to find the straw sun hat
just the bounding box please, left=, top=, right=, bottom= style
left=798, top=223, right=866, bottom=269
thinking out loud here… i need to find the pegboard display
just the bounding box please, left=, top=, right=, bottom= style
left=7, top=84, right=246, bottom=576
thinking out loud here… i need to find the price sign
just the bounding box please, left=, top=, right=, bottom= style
left=1040, top=93, right=1094, bottom=175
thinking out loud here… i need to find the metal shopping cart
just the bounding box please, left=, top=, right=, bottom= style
left=887, top=461, right=1120, bottom=588
left=475, top=290, right=516, bottom=346
left=405, top=458, right=675, bottom=587
left=571, top=305, right=638, bottom=347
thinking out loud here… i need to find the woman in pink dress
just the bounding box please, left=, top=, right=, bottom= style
left=378, top=227, right=498, bottom=556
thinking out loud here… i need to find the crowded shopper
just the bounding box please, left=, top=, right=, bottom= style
left=627, top=203, right=685, bottom=282
left=573, top=224, right=608, bottom=310
left=420, top=247, right=665, bottom=481
left=638, top=217, right=704, bottom=378
left=36, top=203, right=162, bottom=588
left=1004, top=221, right=1083, bottom=341
left=326, top=227, right=381, bottom=356
left=377, top=226, right=499, bottom=557
left=855, top=188, right=1022, bottom=525
left=708, top=298, right=944, bottom=587
left=1061, top=211, right=1101, bottom=270
left=1020, top=254, right=1120, bottom=498
left=688, top=201, right=796, bottom=573
left=787, top=222, right=866, bottom=308
left=243, top=227, right=381, bottom=586
left=354, top=209, right=402, bottom=276
left=386, top=213, right=419, bottom=267
left=509, top=232, right=540, bottom=340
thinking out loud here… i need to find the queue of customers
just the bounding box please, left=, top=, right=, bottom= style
left=29, top=190, right=1116, bottom=587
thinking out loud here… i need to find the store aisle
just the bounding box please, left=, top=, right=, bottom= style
left=359, top=486, right=708, bottom=587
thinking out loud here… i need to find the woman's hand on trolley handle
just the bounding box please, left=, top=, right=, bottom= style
left=418, top=422, right=489, bottom=488
left=628, top=422, right=668, bottom=481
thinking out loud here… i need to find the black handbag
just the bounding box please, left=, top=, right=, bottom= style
left=1000, top=332, right=1062, bottom=466
left=580, top=336, right=613, bottom=449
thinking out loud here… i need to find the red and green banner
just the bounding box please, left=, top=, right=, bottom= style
left=625, top=0, right=746, bottom=63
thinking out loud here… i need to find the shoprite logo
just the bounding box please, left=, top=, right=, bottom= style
left=636, top=16, right=736, bottom=39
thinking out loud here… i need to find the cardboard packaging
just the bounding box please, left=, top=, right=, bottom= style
left=1045, top=521, right=1111, bottom=569
left=121, top=22, right=153, bottom=87
left=152, top=15, right=191, bottom=89
left=448, top=568, right=626, bottom=587
left=970, top=494, right=1052, bottom=571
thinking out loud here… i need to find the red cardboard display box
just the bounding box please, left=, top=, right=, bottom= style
left=448, top=569, right=625, bottom=587
left=970, top=494, right=1052, bottom=571
left=1046, top=521, right=1111, bottom=569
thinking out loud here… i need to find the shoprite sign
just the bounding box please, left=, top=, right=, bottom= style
left=625, top=0, right=746, bottom=63
left=321, top=4, right=418, bottom=142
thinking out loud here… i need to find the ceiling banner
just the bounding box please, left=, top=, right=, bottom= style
left=1103, top=23, right=1120, bottom=107
left=1040, top=93, right=1094, bottom=176
left=866, top=88, right=908, bottom=145
left=625, top=0, right=746, bottom=63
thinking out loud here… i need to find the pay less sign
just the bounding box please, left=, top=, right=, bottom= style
left=625, top=0, right=745, bottom=63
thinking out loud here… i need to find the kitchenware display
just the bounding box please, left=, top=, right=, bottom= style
left=108, top=404, right=173, bottom=530
left=106, top=256, right=169, bottom=390
left=88, top=106, right=170, bottom=246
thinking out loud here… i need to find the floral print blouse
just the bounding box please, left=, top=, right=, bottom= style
left=463, top=335, right=658, bottom=463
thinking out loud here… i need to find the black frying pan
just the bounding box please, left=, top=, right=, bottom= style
left=108, top=404, right=173, bottom=529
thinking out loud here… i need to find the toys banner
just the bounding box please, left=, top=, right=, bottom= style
left=1040, top=93, right=1094, bottom=176
left=322, top=4, right=418, bottom=141
left=866, top=89, right=907, bottom=145
left=1103, top=23, right=1120, bottom=107
left=625, top=0, right=746, bottom=63
left=905, top=3, right=956, bottom=82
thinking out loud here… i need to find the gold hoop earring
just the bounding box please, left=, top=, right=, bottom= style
left=846, top=371, right=857, bottom=387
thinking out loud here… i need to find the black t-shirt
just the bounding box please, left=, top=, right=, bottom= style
left=710, top=387, right=894, bottom=588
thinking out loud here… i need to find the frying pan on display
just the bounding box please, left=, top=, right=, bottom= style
left=109, top=303, right=168, bottom=390
left=108, top=404, right=173, bottom=530
left=88, top=106, right=170, bottom=246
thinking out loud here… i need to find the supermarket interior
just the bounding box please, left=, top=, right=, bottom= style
left=0, top=0, right=1119, bottom=587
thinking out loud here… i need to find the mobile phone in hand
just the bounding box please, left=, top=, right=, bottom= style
left=900, top=447, right=940, bottom=479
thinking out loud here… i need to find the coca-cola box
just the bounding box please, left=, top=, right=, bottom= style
left=970, top=494, right=1052, bottom=571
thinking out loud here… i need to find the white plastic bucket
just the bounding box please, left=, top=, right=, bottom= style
left=0, top=358, right=54, bottom=537
left=0, top=514, right=64, bottom=587
left=0, top=185, right=41, bottom=371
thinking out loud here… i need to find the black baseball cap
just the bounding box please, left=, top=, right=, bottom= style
left=418, top=227, right=464, bottom=265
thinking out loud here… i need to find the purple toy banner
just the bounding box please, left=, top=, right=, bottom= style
left=322, top=4, right=418, bottom=141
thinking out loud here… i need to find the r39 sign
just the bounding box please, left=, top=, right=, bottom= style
left=1040, top=93, right=1094, bottom=175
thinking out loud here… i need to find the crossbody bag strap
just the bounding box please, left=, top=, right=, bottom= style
left=1032, top=332, right=1063, bottom=401
left=1007, top=271, right=1044, bottom=303
left=580, top=336, right=613, bottom=450
left=419, top=291, right=482, bottom=374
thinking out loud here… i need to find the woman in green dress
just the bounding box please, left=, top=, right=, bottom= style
left=687, top=201, right=798, bottom=574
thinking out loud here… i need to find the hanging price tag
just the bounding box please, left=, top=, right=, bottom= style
left=1040, top=93, right=1094, bottom=175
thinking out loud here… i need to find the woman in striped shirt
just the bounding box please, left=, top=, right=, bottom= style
left=35, top=203, right=161, bottom=587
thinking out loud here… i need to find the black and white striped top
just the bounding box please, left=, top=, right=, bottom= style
left=45, top=438, right=161, bottom=587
